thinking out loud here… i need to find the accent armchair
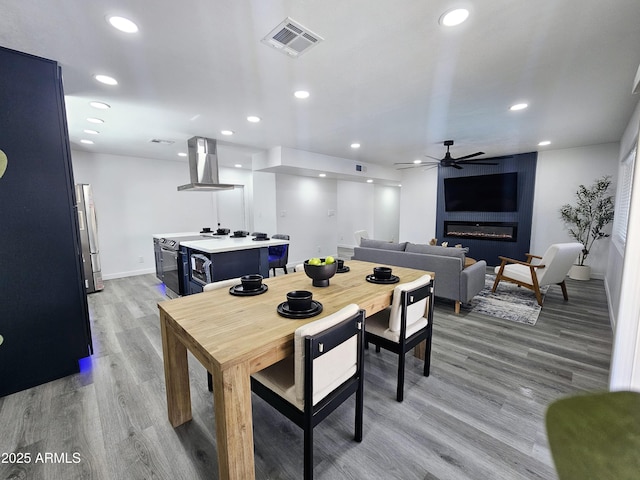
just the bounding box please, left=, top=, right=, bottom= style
left=492, top=242, right=584, bottom=306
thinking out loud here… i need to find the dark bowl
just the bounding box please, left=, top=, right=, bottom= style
left=303, top=259, right=338, bottom=287
left=234, top=230, right=248, bottom=236
left=216, top=228, right=230, bottom=235
left=253, top=232, right=268, bottom=238
left=373, top=266, right=392, bottom=280
left=241, top=274, right=263, bottom=291
left=337, top=259, right=345, bottom=269
left=286, top=290, right=313, bottom=311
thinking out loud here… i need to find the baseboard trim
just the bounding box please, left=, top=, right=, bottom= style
left=102, top=268, right=155, bottom=280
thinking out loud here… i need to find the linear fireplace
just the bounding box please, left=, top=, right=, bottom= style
left=444, top=221, right=518, bottom=242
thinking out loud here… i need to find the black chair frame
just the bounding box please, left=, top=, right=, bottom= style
left=251, top=309, right=365, bottom=480
left=365, top=279, right=434, bottom=402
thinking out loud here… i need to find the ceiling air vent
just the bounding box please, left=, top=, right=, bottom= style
left=261, top=17, right=323, bottom=58
left=150, top=138, right=175, bottom=145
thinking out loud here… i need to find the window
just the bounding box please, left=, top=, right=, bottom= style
left=612, top=145, right=636, bottom=246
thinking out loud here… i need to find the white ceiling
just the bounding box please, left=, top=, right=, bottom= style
left=2, top=0, right=640, bottom=170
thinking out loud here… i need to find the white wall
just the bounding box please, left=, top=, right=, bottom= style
left=532, top=143, right=619, bottom=278
left=398, top=167, right=439, bottom=244
left=71, top=150, right=251, bottom=279
left=274, top=174, right=338, bottom=265
left=374, top=184, right=401, bottom=242
left=251, top=171, right=277, bottom=234
left=336, top=181, right=374, bottom=247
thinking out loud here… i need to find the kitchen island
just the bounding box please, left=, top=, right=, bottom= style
left=179, top=235, right=288, bottom=294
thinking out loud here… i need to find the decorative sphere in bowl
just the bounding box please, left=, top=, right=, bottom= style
left=303, top=258, right=338, bottom=287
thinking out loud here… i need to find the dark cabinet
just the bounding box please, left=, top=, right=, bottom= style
left=0, top=46, right=93, bottom=397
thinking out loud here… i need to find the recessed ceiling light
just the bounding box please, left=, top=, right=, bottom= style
left=366, top=179, right=373, bottom=183
left=80, top=139, right=94, bottom=145
left=294, top=90, right=310, bottom=99
left=538, top=140, right=551, bottom=146
left=234, top=164, right=242, bottom=168
left=247, top=115, right=261, bottom=123
left=221, top=130, right=234, bottom=136
left=83, top=129, right=99, bottom=135
left=107, top=16, right=139, bottom=34
left=440, top=8, right=470, bottom=27
left=178, top=152, right=187, bottom=157
left=89, top=101, right=110, bottom=109
left=94, top=74, right=118, bottom=86
left=398, top=184, right=402, bottom=187
left=413, top=159, right=422, bottom=164
left=86, top=117, right=104, bottom=124
left=510, top=103, right=528, bottom=111
left=351, top=143, right=361, bottom=149
left=319, top=173, right=326, bottom=177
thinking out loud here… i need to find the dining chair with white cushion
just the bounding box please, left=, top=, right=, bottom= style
left=365, top=274, right=434, bottom=402
left=251, top=304, right=366, bottom=480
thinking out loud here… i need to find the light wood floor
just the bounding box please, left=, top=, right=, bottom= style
left=0, top=272, right=612, bottom=480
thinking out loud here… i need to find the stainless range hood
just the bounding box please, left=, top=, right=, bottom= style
left=177, top=137, right=236, bottom=191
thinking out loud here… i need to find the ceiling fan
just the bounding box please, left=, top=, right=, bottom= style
left=395, top=140, right=499, bottom=170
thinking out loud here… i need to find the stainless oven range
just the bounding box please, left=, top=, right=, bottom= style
left=159, top=235, right=212, bottom=297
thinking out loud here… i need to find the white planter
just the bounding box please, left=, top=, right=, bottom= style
left=569, top=264, right=591, bottom=281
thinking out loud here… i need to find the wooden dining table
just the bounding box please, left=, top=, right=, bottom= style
left=158, top=259, right=434, bottom=480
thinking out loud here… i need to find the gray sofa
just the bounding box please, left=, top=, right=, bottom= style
left=353, top=239, right=487, bottom=313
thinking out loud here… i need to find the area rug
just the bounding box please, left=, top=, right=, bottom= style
left=461, top=274, right=549, bottom=326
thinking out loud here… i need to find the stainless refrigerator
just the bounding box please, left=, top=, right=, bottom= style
left=76, top=184, right=103, bottom=293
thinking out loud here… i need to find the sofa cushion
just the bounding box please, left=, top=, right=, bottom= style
left=360, top=238, right=407, bottom=251
left=405, top=243, right=467, bottom=259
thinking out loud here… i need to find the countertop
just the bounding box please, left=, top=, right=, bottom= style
left=152, top=231, right=202, bottom=239
left=180, top=236, right=288, bottom=253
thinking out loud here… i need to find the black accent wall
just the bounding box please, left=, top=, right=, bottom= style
left=435, top=152, right=537, bottom=266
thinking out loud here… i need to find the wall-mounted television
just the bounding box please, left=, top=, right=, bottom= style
left=444, top=172, right=518, bottom=212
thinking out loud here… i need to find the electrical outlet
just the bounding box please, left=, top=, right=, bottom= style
left=138, top=256, right=144, bottom=263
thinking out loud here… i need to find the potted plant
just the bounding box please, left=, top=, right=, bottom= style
left=559, top=176, right=615, bottom=280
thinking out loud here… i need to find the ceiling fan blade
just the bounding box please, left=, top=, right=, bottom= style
left=456, top=161, right=499, bottom=166
left=424, top=155, right=442, bottom=161
left=454, top=151, right=485, bottom=161
left=394, top=160, right=440, bottom=166
left=452, top=164, right=464, bottom=170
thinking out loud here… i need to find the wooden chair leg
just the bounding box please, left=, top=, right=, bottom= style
left=455, top=301, right=461, bottom=314
left=559, top=281, right=569, bottom=301
left=492, top=266, right=505, bottom=293
left=534, top=286, right=543, bottom=306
